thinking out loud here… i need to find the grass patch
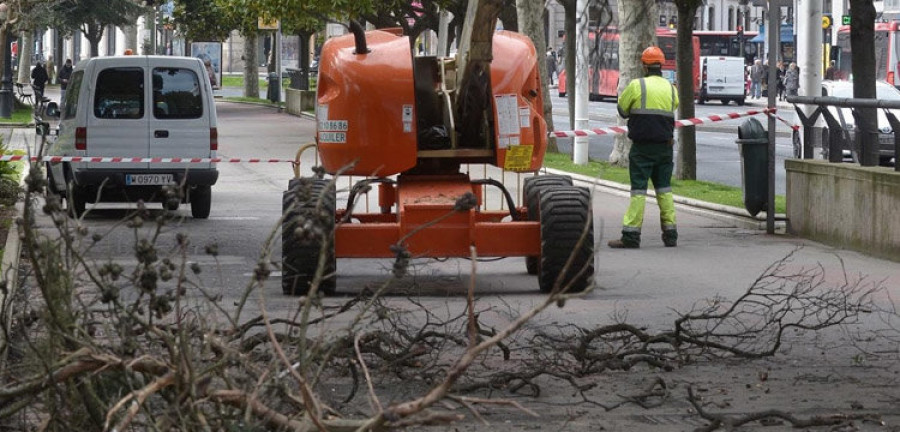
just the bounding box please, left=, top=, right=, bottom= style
left=0, top=106, right=34, bottom=124
left=221, top=75, right=315, bottom=90
left=543, top=151, right=786, bottom=214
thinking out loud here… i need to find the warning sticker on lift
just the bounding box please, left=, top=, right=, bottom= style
left=494, top=94, right=520, bottom=149
left=503, top=145, right=533, bottom=171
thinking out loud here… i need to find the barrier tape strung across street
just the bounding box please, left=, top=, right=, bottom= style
left=2, top=107, right=803, bottom=164
left=551, top=107, right=781, bottom=138
left=0, top=156, right=298, bottom=164
left=768, top=111, right=802, bottom=131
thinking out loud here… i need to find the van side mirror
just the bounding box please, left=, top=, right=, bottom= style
left=45, top=102, right=60, bottom=118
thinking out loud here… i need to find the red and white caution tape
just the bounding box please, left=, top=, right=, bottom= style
left=0, top=155, right=297, bottom=164
left=551, top=108, right=778, bottom=138
left=768, top=111, right=801, bottom=131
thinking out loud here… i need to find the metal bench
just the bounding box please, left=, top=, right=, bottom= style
left=14, top=83, right=33, bottom=106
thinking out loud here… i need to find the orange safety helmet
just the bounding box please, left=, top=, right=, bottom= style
left=124, top=49, right=134, bottom=55
left=641, top=46, right=665, bottom=66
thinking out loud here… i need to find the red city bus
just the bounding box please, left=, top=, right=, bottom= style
left=692, top=30, right=760, bottom=64
left=557, top=28, right=700, bottom=100
left=833, top=22, right=900, bottom=86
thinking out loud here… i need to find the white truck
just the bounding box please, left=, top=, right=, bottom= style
left=697, top=56, right=746, bottom=106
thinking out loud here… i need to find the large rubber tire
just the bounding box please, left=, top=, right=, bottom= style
left=538, top=186, right=594, bottom=293
left=190, top=185, right=212, bottom=219
left=522, top=175, right=573, bottom=275
left=282, top=179, right=336, bottom=296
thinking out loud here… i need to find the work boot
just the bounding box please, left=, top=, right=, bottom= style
left=609, top=231, right=640, bottom=249
left=608, top=239, right=639, bottom=249
left=662, top=229, right=678, bottom=247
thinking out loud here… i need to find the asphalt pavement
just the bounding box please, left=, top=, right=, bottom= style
left=3, top=100, right=899, bottom=429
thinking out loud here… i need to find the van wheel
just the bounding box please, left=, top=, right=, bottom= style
left=737, top=98, right=745, bottom=106
left=191, top=185, right=212, bottom=219
left=45, top=163, right=62, bottom=196
left=67, top=185, right=87, bottom=218
left=721, top=99, right=730, bottom=106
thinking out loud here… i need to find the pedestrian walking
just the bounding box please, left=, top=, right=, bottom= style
left=546, top=48, right=557, bottom=86
left=58, top=59, right=73, bottom=105
left=761, top=61, right=769, bottom=97
left=750, top=59, right=764, bottom=99
left=784, top=62, right=800, bottom=97
left=608, top=46, right=679, bottom=249
left=31, top=60, right=49, bottom=102
left=776, top=61, right=786, bottom=101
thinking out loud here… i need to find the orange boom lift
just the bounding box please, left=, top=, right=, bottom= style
left=282, top=0, right=594, bottom=295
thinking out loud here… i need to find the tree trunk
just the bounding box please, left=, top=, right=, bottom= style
left=298, top=31, right=311, bottom=91
left=243, top=32, right=260, bottom=99
left=850, top=0, right=877, bottom=166
left=16, top=31, right=32, bottom=85
left=85, top=22, right=103, bottom=58
left=609, top=0, right=657, bottom=167
left=561, top=0, right=575, bottom=131
left=675, top=1, right=700, bottom=180
left=516, top=0, right=557, bottom=152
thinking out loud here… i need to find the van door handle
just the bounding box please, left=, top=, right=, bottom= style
left=154, top=130, right=169, bottom=138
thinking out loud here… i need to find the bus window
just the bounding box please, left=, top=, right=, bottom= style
left=875, top=31, right=889, bottom=81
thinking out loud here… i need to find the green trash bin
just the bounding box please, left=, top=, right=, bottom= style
left=736, top=118, right=769, bottom=217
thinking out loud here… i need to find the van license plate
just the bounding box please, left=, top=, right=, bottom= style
left=126, top=174, right=174, bottom=185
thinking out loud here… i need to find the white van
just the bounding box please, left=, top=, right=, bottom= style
left=697, top=56, right=746, bottom=106
left=45, top=56, right=219, bottom=218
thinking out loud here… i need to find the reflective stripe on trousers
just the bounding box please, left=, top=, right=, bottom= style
left=622, top=190, right=677, bottom=232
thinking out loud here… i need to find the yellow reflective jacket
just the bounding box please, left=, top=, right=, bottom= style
left=617, top=74, right=679, bottom=144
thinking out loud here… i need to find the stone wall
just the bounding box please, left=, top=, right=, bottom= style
left=786, top=160, right=900, bottom=261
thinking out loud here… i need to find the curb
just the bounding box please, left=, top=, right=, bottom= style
left=0, top=167, right=26, bottom=362
left=542, top=167, right=786, bottom=231
left=216, top=99, right=285, bottom=112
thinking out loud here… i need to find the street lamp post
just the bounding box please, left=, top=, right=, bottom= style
left=0, top=2, right=13, bottom=118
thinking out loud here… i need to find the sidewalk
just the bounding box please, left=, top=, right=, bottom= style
left=6, top=89, right=897, bottom=296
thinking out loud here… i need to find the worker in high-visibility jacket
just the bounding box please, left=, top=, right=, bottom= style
left=609, top=46, right=679, bottom=249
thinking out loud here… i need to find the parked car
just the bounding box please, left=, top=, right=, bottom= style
left=44, top=55, right=220, bottom=218
left=811, top=80, right=899, bottom=165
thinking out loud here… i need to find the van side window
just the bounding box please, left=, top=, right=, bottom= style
left=93, top=68, right=145, bottom=119
left=152, top=68, right=203, bottom=119
left=63, top=71, right=84, bottom=120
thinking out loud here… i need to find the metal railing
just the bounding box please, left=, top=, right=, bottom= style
left=787, top=95, right=900, bottom=171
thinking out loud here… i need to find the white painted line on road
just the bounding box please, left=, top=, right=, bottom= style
left=208, top=216, right=260, bottom=221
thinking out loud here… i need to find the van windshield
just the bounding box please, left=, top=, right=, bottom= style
left=94, top=68, right=145, bottom=119
left=152, top=68, right=203, bottom=119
